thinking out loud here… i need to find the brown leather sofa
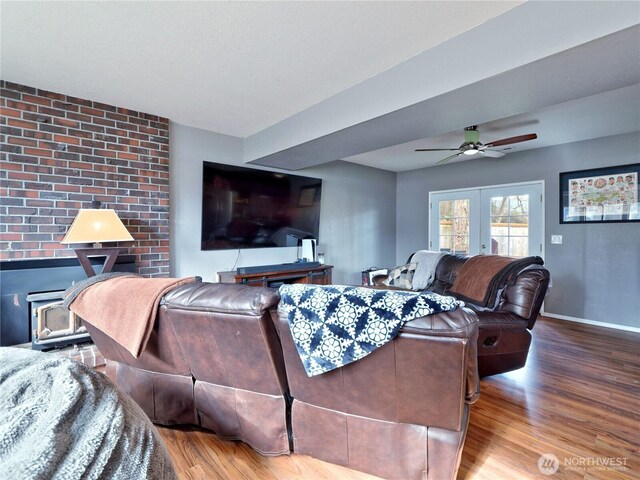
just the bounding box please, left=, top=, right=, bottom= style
left=410, top=254, right=550, bottom=377
left=86, top=283, right=290, bottom=455
left=85, top=282, right=480, bottom=479
left=274, top=305, right=479, bottom=480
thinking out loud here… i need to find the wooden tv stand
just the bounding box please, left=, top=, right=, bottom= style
left=218, top=264, right=333, bottom=287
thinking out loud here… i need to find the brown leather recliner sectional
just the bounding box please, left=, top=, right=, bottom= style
left=423, top=254, right=550, bottom=377
left=85, top=282, right=480, bottom=480
left=87, top=283, right=290, bottom=455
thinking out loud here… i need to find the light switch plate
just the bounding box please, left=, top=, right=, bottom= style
left=551, top=235, right=563, bottom=244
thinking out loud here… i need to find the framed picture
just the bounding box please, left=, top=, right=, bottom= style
left=559, top=164, right=640, bottom=223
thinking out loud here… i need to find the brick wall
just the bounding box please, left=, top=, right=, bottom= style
left=0, top=81, right=170, bottom=277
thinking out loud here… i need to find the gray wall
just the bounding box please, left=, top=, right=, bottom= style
left=170, top=122, right=396, bottom=284
left=396, top=132, right=640, bottom=328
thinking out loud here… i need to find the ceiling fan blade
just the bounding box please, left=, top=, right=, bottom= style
left=484, top=133, right=537, bottom=148
left=479, top=149, right=505, bottom=158
left=415, top=148, right=459, bottom=152
left=435, top=152, right=462, bottom=165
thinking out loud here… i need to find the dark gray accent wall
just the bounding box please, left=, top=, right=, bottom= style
left=170, top=123, right=396, bottom=285
left=396, top=132, right=640, bottom=328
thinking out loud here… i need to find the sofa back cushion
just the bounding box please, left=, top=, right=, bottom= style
left=427, top=253, right=550, bottom=329
left=276, top=304, right=479, bottom=432
left=162, top=283, right=288, bottom=396
left=429, top=254, right=467, bottom=295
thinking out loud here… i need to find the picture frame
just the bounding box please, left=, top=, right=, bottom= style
left=559, top=163, right=640, bottom=223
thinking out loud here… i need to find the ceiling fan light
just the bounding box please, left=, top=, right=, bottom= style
left=463, top=149, right=478, bottom=155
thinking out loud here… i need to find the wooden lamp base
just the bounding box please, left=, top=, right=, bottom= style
left=74, top=248, right=122, bottom=277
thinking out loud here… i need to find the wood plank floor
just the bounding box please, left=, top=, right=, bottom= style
left=155, top=317, right=640, bottom=479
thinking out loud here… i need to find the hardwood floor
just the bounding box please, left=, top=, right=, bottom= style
left=155, top=317, right=640, bottom=479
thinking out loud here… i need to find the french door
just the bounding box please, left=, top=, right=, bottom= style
left=429, top=182, right=544, bottom=258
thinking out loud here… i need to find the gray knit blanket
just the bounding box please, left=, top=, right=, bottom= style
left=410, top=250, right=445, bottom=290
left=0, top=348, right=177, bottom=480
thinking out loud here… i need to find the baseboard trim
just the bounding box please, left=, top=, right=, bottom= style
left=541, top=311, right=640, bottom=333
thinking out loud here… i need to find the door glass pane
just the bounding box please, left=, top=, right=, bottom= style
left=510, top=195, right=529, bottom=215
left=440, top=201, right=453, bottom=218
left=491, top=236, right=509, bottom=255
left=490, top=194, right=529, bottom=257
left=491, top=197, right=509, bottom=216
left=454, top=234, right=469, bottom=255
left=438, top=200, right=470, bottom=254
left=439, top=235, right=453, bottom=252
left=490, top=216, right=508, bottom=236
left=509, top=237, right=528, bottom=257
left=439, top=219, right=452, bottom=236
left=509, top=224, right=528, bottom=237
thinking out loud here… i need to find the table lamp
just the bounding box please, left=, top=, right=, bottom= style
left=61, top=208, right=134, bottom=277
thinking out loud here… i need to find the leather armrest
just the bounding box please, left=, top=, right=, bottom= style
left=498, top=268, right=550, bottom=329
left=399, top=306, right=480, bottom=404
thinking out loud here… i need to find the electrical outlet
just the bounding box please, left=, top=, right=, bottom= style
left=551, top=235, right=563, bottom=244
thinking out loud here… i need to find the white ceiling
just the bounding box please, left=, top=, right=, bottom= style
left=2, top=1, right=638, bottom=173
left=0, top=0, right=521, bottom=137
left=343, top=85, right=640, bottom=171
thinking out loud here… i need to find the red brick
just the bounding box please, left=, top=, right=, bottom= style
left=8, top=118, right=38, bottom=130
left=1, top=108, right=21, bottom=119
left=8, top=137, right=37, bottom=147
left=80, top=106, right=105, bottom=117
left=24, top=131, right=52, bottom=140
left=11, top=189, right=38, bottom=198
left=81, top=186, right=105, bottom=194
left=53, top=134, right=80, bottom=145
left=68, top=161, right=93, bottom=170
left=41, top=159, right=65, bottom=167
left=6, top=101, right=38, bottom=112
left=26, top=199, right=54, bottom=207
left=138, top=126, right=159, bottom=135
left=1, top=251, right=24, bottom=260
left=22, top=94, right=52, bottom=106
left=37, top=90, right=66, bottom=101
left=8, top=172, right=37, bottom=181
left=94, top=149, right=117, bottom=158
left=117, top=152, right=138, bottom=161
left=24, top=165, right=53, bottom=174
left=0, top=233, right=21, bottom=241
left=119, top=138, right=140, bottom=146
left=1, top=161, right=23, bottom=171
left=54, top=117, right=80, bottom=128
left=54, top=184, right=81, bottom=193
left=106, top=143, right=127, bottom=152
left=56, top=201, right=82, bottom=209
left=23, top=147, right=52, bottom=157
left=93, top=164, right=116, bottom=173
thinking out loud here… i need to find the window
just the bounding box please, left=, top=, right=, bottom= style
left=429, top=182, right=543, bottom=258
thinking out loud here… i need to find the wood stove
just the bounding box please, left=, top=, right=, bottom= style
left=27, top=291, right=91, bottom=350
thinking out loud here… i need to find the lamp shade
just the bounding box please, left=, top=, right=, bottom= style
left=61, top=209, right=133, bottom=245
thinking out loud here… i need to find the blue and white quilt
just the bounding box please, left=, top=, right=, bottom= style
left=278, top=284, right=461, bottom=377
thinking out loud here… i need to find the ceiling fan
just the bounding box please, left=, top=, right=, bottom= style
left=415, top=126, right=537, bottom=165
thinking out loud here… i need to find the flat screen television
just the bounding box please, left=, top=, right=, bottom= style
left=201, top=161, right=322, bottom=250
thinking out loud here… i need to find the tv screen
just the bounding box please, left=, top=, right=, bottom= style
left=201, top=161, right=322, bottom=250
